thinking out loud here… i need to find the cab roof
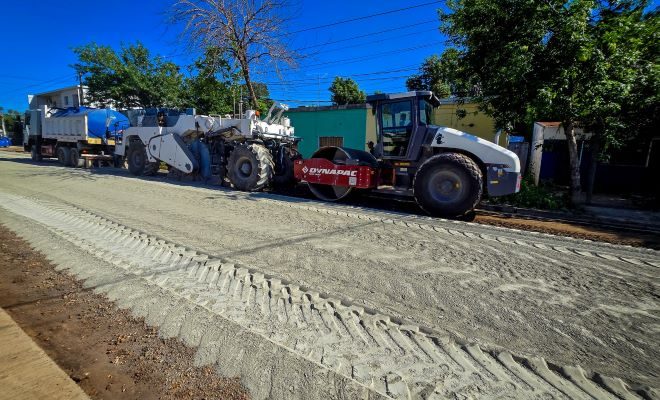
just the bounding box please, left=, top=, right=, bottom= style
left=366, top=91, right=441, bottom=107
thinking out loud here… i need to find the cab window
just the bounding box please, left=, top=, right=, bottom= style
left=380, top=100, right=412, bottom=157
left=419, top=100, right=434, bottom=125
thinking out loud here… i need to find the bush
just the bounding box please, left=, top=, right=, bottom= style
left=488, top=176, right=569, bottom=210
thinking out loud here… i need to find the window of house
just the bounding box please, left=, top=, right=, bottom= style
left=319, top=136, right=344, bottom=147
left=64, top=95, right=69, bottom=106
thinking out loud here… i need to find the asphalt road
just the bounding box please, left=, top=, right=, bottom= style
left=0, top=152, right=657, bottom=399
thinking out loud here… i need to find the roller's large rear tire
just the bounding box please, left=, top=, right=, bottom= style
left=57, top=147, right=71, bottom=166
left=127, top=141, right=159, bottom=176
left=227, top=143, right=274, bottom=191
left=413, top=152, right=483, bottom=217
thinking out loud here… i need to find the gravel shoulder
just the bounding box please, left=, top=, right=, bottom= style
left=0, top=153, right=658, bottom=392
left=0, top=224, right=248, bottom=400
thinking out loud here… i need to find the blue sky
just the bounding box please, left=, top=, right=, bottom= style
left=0, top=0, right=449, bottom=111
left=0, top=0, right=657, bottom=112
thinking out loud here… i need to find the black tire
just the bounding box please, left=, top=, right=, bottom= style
left=57, top=147, right=71, bottom=166
left=273, top=147, right=302, bottom=188
left=413, top=152, right=483, bottom=217
left=31, top=145, right=42, bottom=162
left=227, top=143, right=274, bottom=191
left=127, top=141, right=159, bottom=176
left=69, top=148, right=84, bottom=168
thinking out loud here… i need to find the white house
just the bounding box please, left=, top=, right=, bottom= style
left=28, top=85, right=93, bottom=110
left=529, top=122, right=593, bottom=185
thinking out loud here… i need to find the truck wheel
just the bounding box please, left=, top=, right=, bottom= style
left=413, top=152, right=483, bottom=217
left=69, top=148, right=84, bottom=168
left=127, top=142, right=159, bottom=176
left=228, top=144, right=274, bottom=191
left=273, top=147, right=302, bottom=189
left=57, top=147, right=71, bottom=166
left=31, top=145, right=42, bottom=162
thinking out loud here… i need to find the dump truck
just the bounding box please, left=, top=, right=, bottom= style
left=294, top=91, right=521, bottom=217
left=24, top=106, right=128, bottom=166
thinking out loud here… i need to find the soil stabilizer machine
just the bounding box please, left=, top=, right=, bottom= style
left=295, top=91, right=522, bottom=217
left=115, top=103, right=300, bottom=191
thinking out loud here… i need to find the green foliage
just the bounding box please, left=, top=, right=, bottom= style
left=0, top=108, right=21, bottom=133
left=489, top=176, right=569, bottom=210
left=406, top=49, right=475, bottom=98
left=440, top=0, right=558, bottom=130
left=249, top=82, right=273, bottom=114
left=73, top=43, right=273, bottom=115
left=73, top=42, right=184, bottom=109
left=578, top=5, right=659, bottom=150
left=182, top=47, right=236, bottom=115
left=440, top=0, right=657, bottom=139
left=440, top=0, right=658, bottom=203
left=329, top=77, right=366, bottom=105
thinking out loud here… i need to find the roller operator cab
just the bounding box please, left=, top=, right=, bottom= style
left=295, top=91, right=521, bottom=217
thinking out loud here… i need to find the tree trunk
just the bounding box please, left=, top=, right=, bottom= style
left=238, top=58, right=259, bottom=110
left=564, top=121, right=582, bottom=206
left=585, top=139, right=600, bottom=204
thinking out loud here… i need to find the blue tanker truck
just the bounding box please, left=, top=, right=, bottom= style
left=24, top=105, right=129, bottom=166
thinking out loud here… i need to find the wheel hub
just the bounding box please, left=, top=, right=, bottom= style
left=429, top=170, right=464, bottom=204
left=238, top=158, right=253, bottom=177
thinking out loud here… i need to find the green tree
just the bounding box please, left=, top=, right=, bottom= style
left=329, top=77, right=366, bottom=105
left=441, top=0, right=658, bottom=205
left=406, top=49, right=475, bottom=98
left=73, top=42, right=184, bottom=109
left=577, top=4, right=659, bottom=201
left=182, top=47, right=236, bottom=115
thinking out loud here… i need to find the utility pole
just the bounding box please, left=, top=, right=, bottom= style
left=239, top=86, right=243, bottom=117
left=232, top=86, right=236, bottom=118
left=307, top=73, right=327, bottom=107
left=0, top=109, right=6, bottom=137
left=78, top=71, right=85, bottom=107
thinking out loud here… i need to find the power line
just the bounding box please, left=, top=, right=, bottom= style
left=280, top=41, right=442, bottom=72
left=281, top=1, right=442, bottom=36
left=261, top=66, right=420, bottom=85
left=305, top=27, right=441, bottom=56
left=252, top=40, right=440, bottom=79
left=293, top=20, right=438, bottom=51
left=2, top=75, right=77, bottom=98
left=266, top=74, right=415, bottom=89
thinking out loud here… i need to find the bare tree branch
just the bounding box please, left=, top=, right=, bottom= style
left=171, top=0, right=299, bottom=108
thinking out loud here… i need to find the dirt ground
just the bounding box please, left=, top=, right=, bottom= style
left=0, top=152, right=658, bottom=392
left=4, top=147, right=657, bottom=248
left=0, top=224, right=249, bottom=400
left=474, top=214, right=660, bottom=249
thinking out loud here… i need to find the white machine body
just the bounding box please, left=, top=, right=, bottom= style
left=431, top=127, right=521, bottom=173
left=115, top=103, right=295, bottom=174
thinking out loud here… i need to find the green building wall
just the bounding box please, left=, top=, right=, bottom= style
left=285, top=101, right=499, bottom=158
left=285, top=105, right=372, bottom=158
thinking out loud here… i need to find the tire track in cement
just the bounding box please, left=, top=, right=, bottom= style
left=257, top=198, right=659, bottom=268
left=0, top=193, right=655, bottom=400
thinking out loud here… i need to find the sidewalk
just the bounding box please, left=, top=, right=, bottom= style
left=0, top=308, right=89, bottom=400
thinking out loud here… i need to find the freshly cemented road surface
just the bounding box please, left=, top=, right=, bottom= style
left=0, top=152, right=657, bottom=399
